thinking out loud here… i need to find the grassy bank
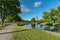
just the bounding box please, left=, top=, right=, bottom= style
left=11, top=26, right=60, bottom=40
left=0, top=23, right=10, bottom=30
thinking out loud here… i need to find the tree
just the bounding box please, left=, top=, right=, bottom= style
left=31, top=18, right=35, bottom=28
left=6, top=15, right=22, bottom=22
left=42, top=12, right=50, bottom=23
left=41, top=6, right=60, bottom=27
left=40, top=19, right=44, bottom=23
left=31, top=18, right=35, bottom=23
left=0, top=0, right=21, bottom=26
left=57, top=6, right=60, bottom=12
left=12, top=15, right=22, bottom=22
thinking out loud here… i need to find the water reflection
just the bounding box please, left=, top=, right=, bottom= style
left=31, top=23, right=35, bottom=28
left=35, top=24, right=45, bottom=30
left=50, top=26, right=54, bottom=31
left=24, top=23, right=54, bottom=30
left=24, top=23, right=60, bottom=33
left=24, top=24, right=32, bottom=29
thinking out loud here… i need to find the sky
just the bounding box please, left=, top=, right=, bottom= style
left=19, top=0, right=60, bottom=21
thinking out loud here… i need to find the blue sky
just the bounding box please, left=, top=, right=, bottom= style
left=19, top=0, right=60, bottom=20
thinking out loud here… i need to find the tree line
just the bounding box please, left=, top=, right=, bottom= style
left=40, top=6, right=60, bottom=27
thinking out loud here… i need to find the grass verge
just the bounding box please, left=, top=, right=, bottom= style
left=11, top=26, right=60, bottom=40
left=0, top=23, right=10, bottom=30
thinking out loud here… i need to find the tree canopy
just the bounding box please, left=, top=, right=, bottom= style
left=0, top=0, right=21, bottom=25
left=31, top=18, right=35, bottom=23
left=40, top=6, right=60, bottom=26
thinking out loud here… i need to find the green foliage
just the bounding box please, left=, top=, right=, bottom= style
left=0, top=23, right=10, bottom=30
left=57, top=6, right=60, bottom=12
left=54, top=27, right=60, bottom=32
left=0, top=26, right=4, bottom=30
left=31, top=18, right=35, bottom=28
left=53, top=23, right=60, bottom=32
left=40, top=19, right=44, bottom=23
left=0, top=0, right=21, bottom=25
left=40, top=6, right=60, bottom=28
left=42, top=7, right=60, bottom=23
left=45, top=26, right=50, bottom=31
left=6, top=15, right=22, bottom=22
left=31, top=18, right=35, bottom=23
left=14, top=15, right=22, bottom=22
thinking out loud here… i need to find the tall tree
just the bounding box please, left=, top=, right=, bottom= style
left=41, top=6, right=60, bottom=27
left=31, top=18, right=35, bottom=23
left=42, top=12, right=50, bottom=23
left=0, top=0, right=21, bottom=26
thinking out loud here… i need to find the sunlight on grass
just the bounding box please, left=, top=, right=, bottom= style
left=11, top=26, right=60, bottom=40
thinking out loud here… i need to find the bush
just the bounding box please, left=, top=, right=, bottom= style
left=0, top=26, right=4, bottom=30
left=45, top=26, right=50, bottom=31
left=54, top=27, right=60, bottom=32
left=0, top=23, right=10, bottom=30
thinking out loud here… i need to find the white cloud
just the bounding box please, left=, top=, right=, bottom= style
left=21, top=5, right=31, bottom=12
left=34, top=1, right=42, bottom=7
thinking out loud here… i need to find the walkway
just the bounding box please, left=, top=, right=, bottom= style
left=0, top=24, right=15, bottom=40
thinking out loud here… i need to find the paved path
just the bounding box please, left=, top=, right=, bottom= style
left=0, top=25, right=15, bottom=40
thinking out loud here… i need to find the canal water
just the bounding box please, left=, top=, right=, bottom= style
left=24, top=24, right=54, bottom=30
left=24, top=23, right=60, bottom=33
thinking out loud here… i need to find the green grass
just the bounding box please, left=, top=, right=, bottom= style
left=0, top=26, right=4, bottom=30
left=0, top=23, right=10, bottom=30
left=12, top=26, right=60, bottom=40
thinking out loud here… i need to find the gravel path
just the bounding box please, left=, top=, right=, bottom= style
left=0, top=25, right=15, bottom=40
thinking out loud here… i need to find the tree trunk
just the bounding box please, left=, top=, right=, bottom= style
left=1, top=13, right=5, bottom=26
left=1, top=11, right=5, bottom=26
left=1, top=5, right=6, bottom=26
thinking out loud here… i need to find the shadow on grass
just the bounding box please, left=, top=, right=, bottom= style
left=0, top=30, right=25, bottom=35
left=0, top=29, right=33, bottom=35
